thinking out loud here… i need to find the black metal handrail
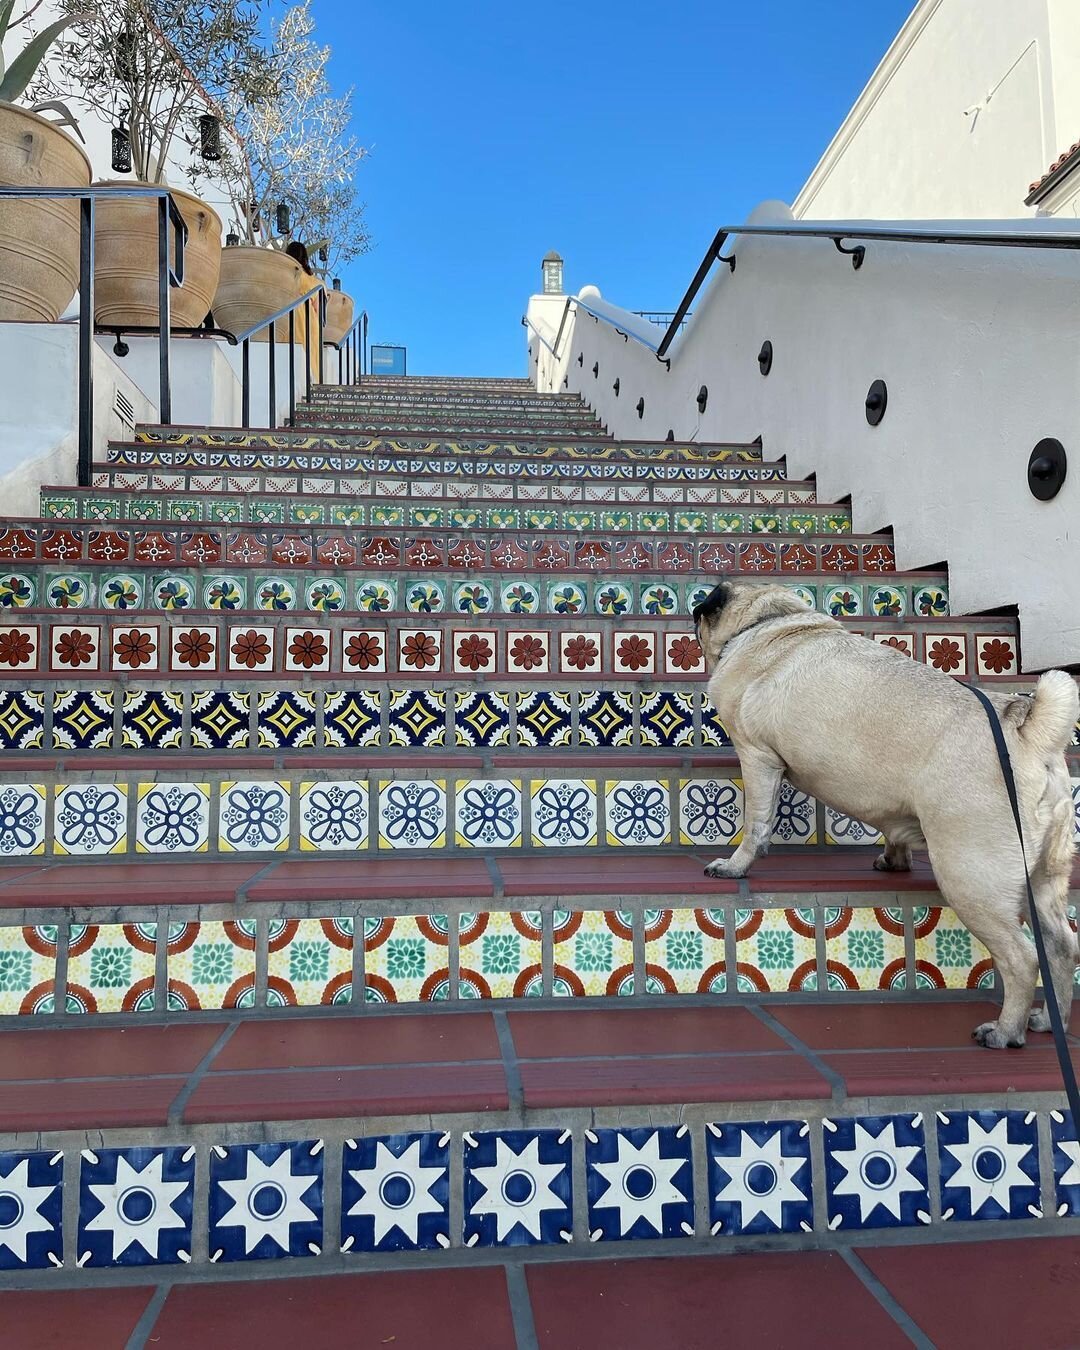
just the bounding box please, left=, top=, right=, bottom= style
left=654, top=220, right=1080, bottom=359
left=0, top=184, right=187, bottom=487
left=326, top=306, right=368, bottom=388
left=215, top=282, right=327, bottom=430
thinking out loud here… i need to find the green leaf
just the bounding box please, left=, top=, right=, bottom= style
left=0, top=0, right=17, bottom=45
left=0, top=12, right=82, bottom=104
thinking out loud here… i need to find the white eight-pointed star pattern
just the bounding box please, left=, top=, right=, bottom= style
left=591, top=1132, right=688, bottom=1236
left=85, top=1153, right=188, bottom=1260
left=714, top=1129, right=809, bottom=1229
left=943, top=1117, right=1034, bottom=1215
left=1058, top=1139, right=1080, bottom=1190
left=830, top=1121, right=923, bottom=1223
left=469, top=1136, right=566, bottom=1241
left=0, top=1159, right=56, bottom=1262
left=347, top=1140, right=445, bottom=1245
left=216, top=1150, right=319, bottom=1255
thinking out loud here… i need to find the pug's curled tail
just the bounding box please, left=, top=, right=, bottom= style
left=1019, top=670, right=1080, bottom=759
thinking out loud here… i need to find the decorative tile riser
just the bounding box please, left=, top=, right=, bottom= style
left=87, top=469, right=815, bottom=507
left=43, top=494, right=848, bottom=537
left=1, top=602, right=994, bottom=683
left=0, top=524, right=898, bottom=575
left=0, top=1109, right=1076, bottom=1271
left=289, top=417, right=608, bottom=437
left=104, top=450, right=779, bottom=482
left=1, top=771, right=1075, bottom=858
left=131, top=430, right=762, bottom=466
left=307, top=393, right=589, bottom=409
left=6, top=1107, right=1080, bottom=1274
left=0, top=900, right=1044, bottom=1014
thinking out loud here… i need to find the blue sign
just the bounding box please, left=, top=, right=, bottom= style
left=370, top=344, right=407, bottom=376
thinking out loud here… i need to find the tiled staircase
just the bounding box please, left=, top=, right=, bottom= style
left=1, top=376, right=1079, bottom=1344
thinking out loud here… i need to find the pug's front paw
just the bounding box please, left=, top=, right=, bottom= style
left=704, top=858, right=746, bottom=880
left=973, top=1019, right=1025, bottom=1050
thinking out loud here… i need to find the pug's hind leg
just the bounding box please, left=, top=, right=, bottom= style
left=874, top=837, right=912, bottom=873
left=704, top=747, right=785, bottom=880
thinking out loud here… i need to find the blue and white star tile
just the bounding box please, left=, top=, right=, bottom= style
left=78, top=1147, right=193, bottom=1266
left=0, top=1150, right=63, bottom=1270
left=341, top=1132, right=450, bottom=1252
left=938, top=1110, right=1041, bottom=1222
left=823, top=1114, right=929, bottom=1230
left=586, top=1125, right=694, bottom=1241
left=707, top=1121, right=813, bottom=1237
left=209, top=1140, right=323, bottom=1262
left=1050, top=1111, right=1080, bottom=1217
left=463, top=1129, right=572, bottom=1247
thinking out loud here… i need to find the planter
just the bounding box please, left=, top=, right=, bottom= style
left=92, top=181, right=221, bottom=329
left=323, top=288, right=354, bottom=346
left=0, top=102, right=92, bottom=322
left=212, top=245, right=306, bottom=343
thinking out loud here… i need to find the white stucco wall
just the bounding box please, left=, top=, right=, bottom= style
left=527, top=202, right=1080, bottom=672
left=794, top=0, right=1080, bottom=220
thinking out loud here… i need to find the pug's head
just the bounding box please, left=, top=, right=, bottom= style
left=693, top=581, right=814, bottom=666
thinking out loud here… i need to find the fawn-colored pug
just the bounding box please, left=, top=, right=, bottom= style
left=693, top=580, right=1078, bottom=1049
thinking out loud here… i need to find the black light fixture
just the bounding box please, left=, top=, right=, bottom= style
left=199, top=113, right=221, bottom=162
left=115, top=29, right=136, bottom=80
left=275, top=201, right=291, bottom=236
left=225, top=232, right=240, bottom=247
left=319, top=245, right=328, bottom=263
left=111, top=122, right=132, bottom=174
left=332, top=277, right=342, bottom=291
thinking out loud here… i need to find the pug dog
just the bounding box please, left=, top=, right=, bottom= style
left=693, top=579, right=1079, bottom=1049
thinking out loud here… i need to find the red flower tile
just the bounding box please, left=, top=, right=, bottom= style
left=405, top=539, right=445, bottom=568
left=697, top=541, right=736, bottom=572
left=574, top=541, right=610, bottom=570
left=51, top=625, right=98, bottom=670
left=317, top=537, right=357, bottom=566
left=400, top=630, right=440, bottom=670
left=821, top=543, right=860, bottom=572
left=562, top=632, right=600, bottom=672
left=615, top=633, right=654, bottom=672
left=780, top=541, right=817, bottom=572
left=224, top=531, right=269, bottom=565
left=536, top=541, right=572, bottom=570
left=343, top=630, right=385, bottom=671
left=271, top=534, right=313, bottom=566
left=490, top=539, right=528, bottom=569
left=862, top=542, right=896, bottom=572
left=0, top=626, right=37, bottom=669
left=738, top=541, right=778, bottom=572
left=133, top=531, right=178, bottom=564
left=41, top=528, right=83, bottom=562
left=229, top=627, right=273, bottom=671
left=447, top=539, right=486, bottom=568
left=454, top=632, right=494, bottom=672
left=977, top=635, right=1016, bottom=675
left=666, top=632, right=704, bottom=674
left=508, top=632, right=549, bottom=672
left=875, top=634, right=914, bottom=657
left=180, top=531, right=223, bottom=566
left=113, top=627, right=157, bottom=671
left=286, top=628, right=330, bottom=671
left=657, top=542, right=694, bottom=571
left=172, top=628, right=216, bottom=671
left=927, top=635, right=966, bottom=673
left=615, top=541, right=653, bottom=570
left=87, top=530, right=129, bottom=563
left=0, top=528, right=36, bottom=560
left=361, top=536, right=401, bottom=567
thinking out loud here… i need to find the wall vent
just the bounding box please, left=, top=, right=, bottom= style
left=114, top=389, right=136, bottom=431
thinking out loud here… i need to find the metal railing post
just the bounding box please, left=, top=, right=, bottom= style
left=288, top=309, right=296, bottom=426
left=304, top=311, right=312, bottom=403
left=268, top=318, right=276, bottom=429
left=77, top=194, right=95, bottom=488
left=318, top=289, right=325, bottom=386
left=242, top=339, right=250, bottom=427
left=157, top=194, right=172, bottom=424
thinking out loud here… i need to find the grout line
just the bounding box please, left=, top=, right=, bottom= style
left=493, top=1009, right=525, bottom=1124
left=505, top=1263, right=540, bottom=1350
left=485, top=853, right=504, bottom=901
left=166, top=1022, right=240, bottom=1127
left=748, top=1004, right=847, bottom=1102
left=839, top=1248, right=937, bottom=1350
left=124, top=1282, right=173, bottom=1350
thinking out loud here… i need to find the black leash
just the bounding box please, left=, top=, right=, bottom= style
left=968, top=684, right=1080, bottom=1132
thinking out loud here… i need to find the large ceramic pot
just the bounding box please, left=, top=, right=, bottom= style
left=212, top=245, right=306, bottom=343
left=92, top=181, right=221, bottom=329
left=0, top=102, right=92, bottom=322
left=323, top=287, right=354, bottom=346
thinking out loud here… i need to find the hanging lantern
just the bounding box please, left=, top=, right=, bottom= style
left=225, top=232, right=240, bottom=247
left=319, top=245, right=328, bottom=263
left=275, top=202, right=290, bottom=236
left=332, top=278, right=342, bottom=291
left=199, top=113, right=222, bottom=162
left=111, top=124, right=132, bottom=175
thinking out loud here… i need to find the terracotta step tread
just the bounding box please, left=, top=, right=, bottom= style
left=2, top=999, right=1078, bottom=1134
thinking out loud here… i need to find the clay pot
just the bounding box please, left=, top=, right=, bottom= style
left=323, top=288, right=355, bottom=345
left=92, top=181, right=221, bottom=329
left=212, top=245, right=306, bottom=343
left=0, top=102, right=92, bottom=322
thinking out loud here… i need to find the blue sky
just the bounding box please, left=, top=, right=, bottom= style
left=321, top=0, right=916, bottom=375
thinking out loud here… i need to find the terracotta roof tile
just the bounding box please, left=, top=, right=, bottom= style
left=1027, top=137, right=1080, bottom=199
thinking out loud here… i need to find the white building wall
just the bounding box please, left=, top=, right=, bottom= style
left=527, top=203, right=1080, bottom=672
left=794, top=0, right=1079, bottom=220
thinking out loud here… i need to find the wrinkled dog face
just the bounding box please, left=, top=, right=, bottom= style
left=693, top=581, right=814, bottom=668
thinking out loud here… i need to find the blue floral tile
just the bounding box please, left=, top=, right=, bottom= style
left=455, top=779, right=522, bottom=848
left=378, top=780, right=447, bottom=850
left=463, top=1129, right=572, bottom=1247
left=341, top=1133, right=450, bottom=1253
left=218, top=781, right=291, bottom=853
left=586, top=1126, right=694, bottom=1241
left=707, top=1121, right=813, bottom=1236
left=209, top=1140, right=323, bottom=1262
left=938, top=1110, right=1041, bottom=1222
left=79, top=1146, right=194, bottom=1266
left=772, top=781, right=817, bottom=845
left=0, top=1151, right=62, bottom=1270
left=0, top=785, right=46, bottom=857
left=531, top=779, right=597, bottom=848
left=135, top=783, right=210, bottom=854
left=678, top=778, right=742, bottom=849
left=298, top=782, right=369, bottom=852
left=823, top=1114, right=929, bottom=1229
left=1051, top=1111, right=1080, bottom=1216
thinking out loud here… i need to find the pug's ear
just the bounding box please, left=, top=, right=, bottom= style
left=691, top=581, right=732, bottom=630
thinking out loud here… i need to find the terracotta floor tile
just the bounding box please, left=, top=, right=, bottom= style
left=771, top=1001, right=1003, bottom=1050
left=0, top=1287, right=156, bottom=1350
left=149, top=1268, right=515, bottom=1350
left=184, top=1062, right=509, bottom=1124
left=509, top=1005, right=784, bottom=1058
left=0, top=1077, right=184, bottom=1132
left=825, top=1044, right=1079, bottom=1097
left=528, top=1252, right=911, bottom=1350
left=0, top=862, right=260, bottom=907
left=246, top=856, right=494, bottom=902
left=0, top=1023, right=225, bottom=1080
left=215, top=1011, right=501, bottom=1070
left=858, top=1237, right=1080, bottom=1350
left=520, top=1052, right=830, bottom=1108
left=498, top=853, right=739, bottom=897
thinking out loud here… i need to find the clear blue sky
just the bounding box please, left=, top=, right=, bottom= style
left=321, top=0, right=916, bottom=376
